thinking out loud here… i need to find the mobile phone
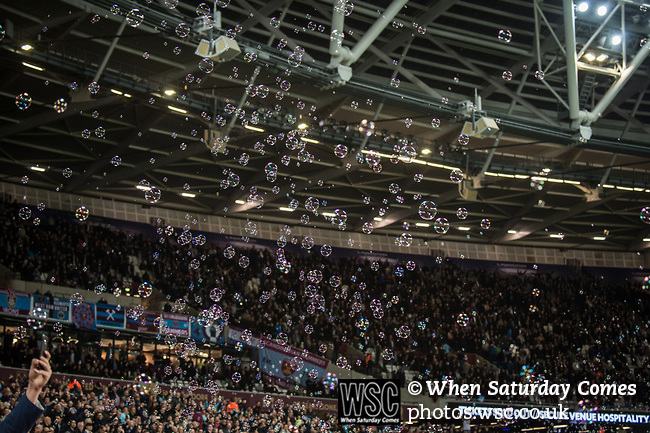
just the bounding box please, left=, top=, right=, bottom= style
left=39, top=335, right=49, bottom=358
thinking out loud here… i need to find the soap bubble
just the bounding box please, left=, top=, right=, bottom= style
left=175, top=22, right=191, bottom=38
left=139, top=282, right=153, bottom=297
left=126, top=8, right=144, bottom=27
left=457, top=313, right=470, bottom=327
left=15, top=93, right=32, bottom=110
left=199, top=58, right=214, bottom=73
left=481, top=219, right=491, bottom=229
left=498, top=29, right=512, bottom=43
left=502, top=70, right=513, bottom=81
left=433, top=217, right=449, bottom=234
left=75, top=206, right=89, bottom=221
left=640, top=207, right=650, bottom=223
left=18, top=207, right=32, bottom=220
left=88, top=81, right=100, bottom=94
left=450, top=169, right=464, bottom=183
left=53, top=98, right=68, bottom=113
left=418, top=201, right=437, bottom=220
left=358, top=119, right=375, bottom=136
left=27, top=308, right=48, bottom=330
left=456, top=207, right=468, bottom=220
left=270, top=17, right=280, bottom=28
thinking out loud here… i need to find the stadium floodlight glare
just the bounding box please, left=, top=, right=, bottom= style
left=577, top=2, right=589, bottom=12
left=596, top=53, right=609, bottom=61
left=611, top=34, right=621, bottom=45
left=584, top=52, right=597, bottom=61
left=597, top=5, right=607, bottom=16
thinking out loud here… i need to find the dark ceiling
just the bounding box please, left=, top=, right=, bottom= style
left=1, top=0, right=650, bottom=252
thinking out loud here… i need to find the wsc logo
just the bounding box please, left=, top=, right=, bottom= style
left=338, top=379, right=400, bottom=425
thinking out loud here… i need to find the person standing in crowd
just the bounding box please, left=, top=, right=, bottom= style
left=0, top=350, right=52, bottom=433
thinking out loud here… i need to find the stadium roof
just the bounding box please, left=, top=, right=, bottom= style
left=1, top=0, right=650, bottom=251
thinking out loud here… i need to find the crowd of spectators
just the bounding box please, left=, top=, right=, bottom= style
left=0, top=198, right=649, bottom=411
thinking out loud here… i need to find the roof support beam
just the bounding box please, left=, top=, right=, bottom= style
left=234, top=0, right=314, bottom=62
left=499, top=193, right=622, bottom=242
left=563, top=0, right=580, bottom=127
left=424, top=34, right=560, bottom=126
left=335, top=0, right=409, bottom=67
left=0, top=95, right=123, bottom=140
left=82, top=141, right=208, bottom=191
left=93, top=19, right=127, bottom=83
left=66, top=111, right=166, bottom=193
left=353, top=0, right=458, bottom=76
left=490, top=189, right=548, bottom=243
left=581, top=39, right=650, bottom=125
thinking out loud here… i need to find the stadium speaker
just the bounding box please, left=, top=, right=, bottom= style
left=195, top=36, right=241, bottom=62
left=458, top=178, right=478, bottom=201
left=461, top=117, right=500, bottom=138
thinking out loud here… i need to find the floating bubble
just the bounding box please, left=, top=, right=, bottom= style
left=270, top=17, right=280, bottom=28
left=14, top=325, right=26, bottom=340
left=458, top=134, right=469, bottom=146
left=196, top=2, right=211, bottom=16
left=498, top=29, right=512, bottom=43
left=175, top=22, right=191, bottom=38
left=71, top=292, right=84, bottom=305
left=88, top=81, right=100, bottom=94
left=418, top=201, right=437, bottom=220
left=390, top=77, right=400, bottom=88
left=535, top=70, right=545, bottom=80
left=15, top=93, right=32, bottom=110
left=502, top=70, right=513, bottom=81
left=330, top=29, right=344, bottom=46
left=453, top=314, right=473, bottom=331
left=433, top=217, right=449, bottom=234
left=126, top=9, right=144, bottom=27
left=144, top=186, right=161, bottom=203
left=362, top=222, right=374, bottom=234
left=164, top=0, right=178, bottom=8
left=75, top=206, right=89, bottom=221
left=450, top=168, right=464, bottom=183
left=530, top=178, right=544, bottom=190
left=305, top=197, right=320, bottom=213
left=239, top=255, right=250, bottom=268
left=18, top=207, right=32, bottom=220
left=320, top=244, right=332, bottom=257
left=640, top=207, right=650, bottom=223
left=138, top=282, right=153, bottom=298
left=456, top=207, right=468, bottom=220
left=53, top=98, right=67, bottom=113
left=111, top=156, right=121, bottom=166
left=414, top=173, right=423, bottom=182
left=358, top=119, right=375, bottom=136
left=481, top=218, right=491, bottom=229
left=245, top=221, right=258, bottom=235
left=199, top=57, right=214, bottom=73
left=27, top=307, right=47, bottom=330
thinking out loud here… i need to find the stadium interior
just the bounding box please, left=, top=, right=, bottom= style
left=0, top=0, right=649, bottom=432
